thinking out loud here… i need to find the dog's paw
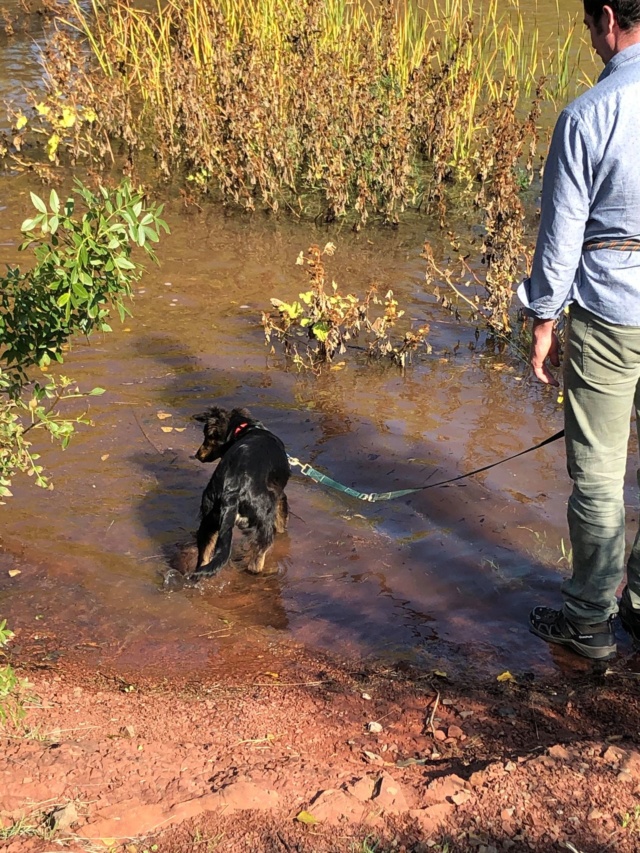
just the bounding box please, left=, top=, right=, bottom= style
left=162, top=568, right=185, bottom=591
left=181, top=572, right=205, bottom=588
left=186, top=564, right=223, bottom=584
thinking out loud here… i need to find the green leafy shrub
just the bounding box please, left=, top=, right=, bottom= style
left=0, top=619, right=26, bottom=727
left=0, top=179, right=169, bottom=498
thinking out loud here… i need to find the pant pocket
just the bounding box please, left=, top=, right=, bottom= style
left=581, top=322, right=640, bottom=385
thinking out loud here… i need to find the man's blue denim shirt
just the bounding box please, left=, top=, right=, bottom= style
left=518, top=43, right=640, bottom=324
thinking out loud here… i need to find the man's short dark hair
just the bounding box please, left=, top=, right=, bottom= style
left=584, top=0, right=640, bottom=29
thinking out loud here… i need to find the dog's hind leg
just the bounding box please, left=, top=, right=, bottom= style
left=246, top=521, right=276, bottom=574
left=197, top=529, right=218, bottom=567
left=274, top=492, right=289, bottom=534
left=193, top=496, right=238, bottom=578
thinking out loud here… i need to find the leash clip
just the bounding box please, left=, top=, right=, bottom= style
left=288, top=456, right=314, bottom=477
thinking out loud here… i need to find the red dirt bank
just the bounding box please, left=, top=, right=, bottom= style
left=2, top=646, right=640, bottom=853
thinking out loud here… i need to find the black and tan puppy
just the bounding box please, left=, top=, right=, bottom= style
left=188, top=406, right=289, bottom=580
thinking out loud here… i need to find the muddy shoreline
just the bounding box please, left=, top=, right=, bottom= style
left=3, top=637, right=640, bottom=853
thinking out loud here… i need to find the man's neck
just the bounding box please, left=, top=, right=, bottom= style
left=611, top=24, right=640, bottom=58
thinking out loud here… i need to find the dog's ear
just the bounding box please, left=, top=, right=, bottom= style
left=230, top=407, right=252, bottom=421
left=192, top=406, right=228, bottom=424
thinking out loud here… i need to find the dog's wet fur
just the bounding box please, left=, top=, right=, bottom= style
left=186, top=406, right=290, bottom=581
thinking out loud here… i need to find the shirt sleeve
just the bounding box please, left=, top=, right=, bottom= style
left=518, top=110, right=592, bottom=320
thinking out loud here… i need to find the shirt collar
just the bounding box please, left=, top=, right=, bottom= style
left=599, top=41, right=640, bottom=82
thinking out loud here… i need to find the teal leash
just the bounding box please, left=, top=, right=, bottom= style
left=288, top=429, right=565, bottom=503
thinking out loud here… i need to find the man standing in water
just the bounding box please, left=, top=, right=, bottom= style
left=518, top=0, right=640, bottom=659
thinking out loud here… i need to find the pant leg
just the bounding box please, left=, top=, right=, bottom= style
left=563, top=304, right=640, bottom=623
left=623, top=382, right=640, bottom=609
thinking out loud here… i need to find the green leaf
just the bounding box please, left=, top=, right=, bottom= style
left=89, top=387, right=106, bottom=395
left=56, top=292, right=71, bottom=307
left=49, top=189, right=60, bottom=214
left=30, top=192, right=47, bottom=214
left=114, top=256, right=136, bottom=270
left=312, top=321, right=330, bottom=342
left=71, top=279, right=89, bottom=299
left=20, top=218, right=38, bottom=233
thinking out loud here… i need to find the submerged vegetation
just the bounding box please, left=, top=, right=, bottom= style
left=4, top=0, right=581, bottom=333
left=263, top=243, right=431, bottom=371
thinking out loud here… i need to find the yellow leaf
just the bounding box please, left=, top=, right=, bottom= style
left=15, top=113, right=27, bottom=130
left=84, top=107, right=97, bottom=123
left=46, top=132, right=60, bottom=161
left=434, top=670, right=448, bottom=678
left=101, top=454, right=110, bottom=461
left=35, top=102, right=50, bottom=116
left=160, top=426, right=173, bottom=433
left=264, top=671, right=279, bottom=679
left=174, top=427, right=186, bottom=432
left=8, top=570, right=21, bottom=578
left=59, top=106, right=76, bottom=128
left=100, top=840, right=117, bottom=849
left=295, top=810, right=318, bottom=825
left=156, top=412, right=172, bottom=420
left=329, top=361, right=346, bottom=371
left=497, top=671, right=515, bottom=682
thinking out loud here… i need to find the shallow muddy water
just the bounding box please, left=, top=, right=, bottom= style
left=1, top=1, right=636, bottom=682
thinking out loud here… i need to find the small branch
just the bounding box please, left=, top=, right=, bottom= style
left=131, top=407, right=165, bottom=455
left=427, top=690, right=440, bottom=736
left=441, top=276, right=483, bottom=316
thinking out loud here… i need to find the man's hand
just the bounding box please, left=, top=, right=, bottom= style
left=530, top=317, right=560, bottom=386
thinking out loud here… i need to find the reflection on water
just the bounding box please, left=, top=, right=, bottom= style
left=0, top=186, right=585, bottom=681
left=1, top=5, right=629, bottom=682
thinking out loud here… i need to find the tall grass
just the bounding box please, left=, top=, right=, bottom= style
left=43, top=0, right=577, bottom=214
left=25, top=0, right=580, bottom=330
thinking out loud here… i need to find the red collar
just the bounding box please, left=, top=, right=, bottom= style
left=233, top=422, right=249, bottom=437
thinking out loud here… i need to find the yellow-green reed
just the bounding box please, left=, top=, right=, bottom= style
left=45, top=0, right=582, bottom=225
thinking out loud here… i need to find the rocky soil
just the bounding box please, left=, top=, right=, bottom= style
left=2, top=642, right=640, bottom=853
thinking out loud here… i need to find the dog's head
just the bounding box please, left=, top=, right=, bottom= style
left=192, top=406, right=254, bottom=462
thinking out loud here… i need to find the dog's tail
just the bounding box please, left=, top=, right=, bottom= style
left=195, top=494, right=239, bottom=577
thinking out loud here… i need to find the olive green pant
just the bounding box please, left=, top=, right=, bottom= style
left=563, top=303, right=640, bottom=623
